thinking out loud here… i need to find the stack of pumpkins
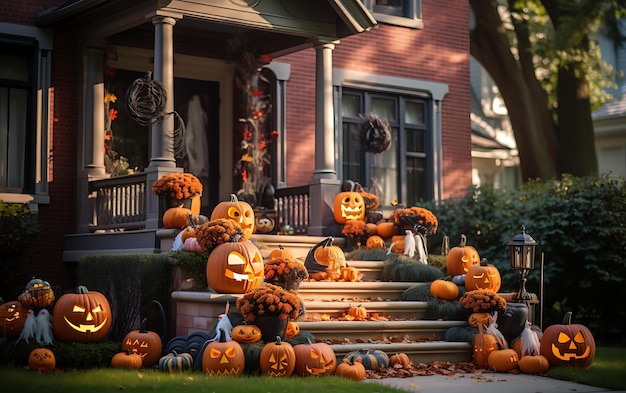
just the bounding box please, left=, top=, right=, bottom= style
left=429, top=234, right=596, bottom=374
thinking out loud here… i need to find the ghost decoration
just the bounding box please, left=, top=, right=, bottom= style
left=403, top=230, right=416, bottom=258
left=35, top=309, right=54, bottom=345
left=17, top=309, right=37, bottom=344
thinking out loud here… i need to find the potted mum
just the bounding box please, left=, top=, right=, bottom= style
left=264, top=257, right=308, bottom=291
left=152, top=173, right=203, bottom=212
left=235, top=283, right=303, bottom=342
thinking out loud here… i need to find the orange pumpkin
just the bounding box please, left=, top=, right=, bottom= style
left=376, top=221, right=399, bottom=239
left=259, top=336, right=296, bottom=377
left=389, top=353, right=411, bottom=368
left=231, top=323, right=262, bottom=344
left=51, top=285, right=112, bottom=343
left=347, top=305, right=367, bottom=319
left=0, top=300, right=28, bottom=340
left=333, top=191, right=365, bottom=224
left=465, top=258, right=501, bottom=292
left=202, top=329, right=245, bottom=376
left=269, top=245, right=295, bottom=262
left=364, top=223, right=378, bottom=236
left=293, top=340, right=337, bottom=376
left=473, top=323, right=499, bottom=368
left=518, top=355, right=550, bottom=374
left=335, top=359, right=366, bottom=381
left=487, top=349, right=519, bottom=372
left=390, top=235, right=405, bottom=253
left=111, top=350, right=143, bottom=369
left=305, top=237, right=346, bottom=280
left=206, top=237, right=264, bottom=293
left=285, top=321, right=300, bottom=338
left=468, top=312, right=493, bottom=329
left=19, top=278, right=55, bottom=309
left=210, top=194, right=255, bottom=241
left=163, top=207, right=194, bottom=229
left=28, top=348, right=56, bottom=371
left=539, top=311, right=596, bottom=368
left=121, top=318, right=163, bottom=367
left=430, top=279, right=459, bottom=301
left=446, top=234, right=480, bottom=277
left=365, top=235, right=385, bottom=250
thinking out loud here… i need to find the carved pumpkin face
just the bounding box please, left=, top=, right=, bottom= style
left=333, top=191, right=365, bottom=224
left=51, top=285, right=112, bottom=343
left=202, top=335, right=245, bottom=376
left=0, top=301, right=28, bottom=340
left=210, top=194, right=255, bottom=241
left=231, top=324, right=262, bottom=344
left=121, top=319, right=163, bottom=367
left=28, top=348, right=56, bottom=371
left=206, top=239, right=264, bottom=293
left=285, top=321, right=300, bottom=338
left=446, top=234, right=480, bottom=277
left=539, top=312, right=595, bottom=368
left=259, top=337, right=296, bottom=377
left=465, top=259, right=501, bottom=292
left=293, top=342, right=337, bottom=376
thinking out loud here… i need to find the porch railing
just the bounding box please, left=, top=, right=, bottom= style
left=88, top=173, right=310, bottom=234
left=89, top=173, right=147, bottom=231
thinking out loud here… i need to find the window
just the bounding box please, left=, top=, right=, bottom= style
left=0, top=25, right=52, bottom=202
left=340, top=89, right=431, bottom=206
left=363, top=0, right=423, bottom=29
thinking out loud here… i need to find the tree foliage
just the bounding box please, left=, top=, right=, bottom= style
left=470, top=0, right=625, bottom=181
left=423, top=175, right=626, bottom=342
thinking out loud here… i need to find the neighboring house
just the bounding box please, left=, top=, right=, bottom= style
left=0, top=0, right=471, bottom=292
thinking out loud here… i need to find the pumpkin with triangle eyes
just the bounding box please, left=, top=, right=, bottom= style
left=539, top=311, right=595, bottom=368
left=293, top=340, right=337, bottom=376
left=28, top=348, right=56, bottom=371
left=0, top=301, right=28, bottom=340
left=51, top=285, right=112, bottom=343
left=206, top=237, right=264, bottom=294
left=201, top=330, right=245, bottom=376
left=259, top=336, right=296, bottom=377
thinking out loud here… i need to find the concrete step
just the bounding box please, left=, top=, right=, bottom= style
left=331, top=341, right=472, bottom=364
left=302, top=300, right=429, bottom=320
left=297, top=281, right=423, bottom=301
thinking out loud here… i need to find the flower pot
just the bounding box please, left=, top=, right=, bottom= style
left=160, top=195, right=201, bottom=216
left=254, top=315, right=289, bottom=342
left=272, top=281, right=300, bottom=292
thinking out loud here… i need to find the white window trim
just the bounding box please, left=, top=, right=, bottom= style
left=333, top=68, right=448, bottom=201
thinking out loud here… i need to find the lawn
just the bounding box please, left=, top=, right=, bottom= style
left=546, top=346, right=626, bottom=390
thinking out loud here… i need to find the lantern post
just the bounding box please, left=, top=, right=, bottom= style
left=507, top=225, right=537, bottom=302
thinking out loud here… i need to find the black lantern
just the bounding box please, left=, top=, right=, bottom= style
left=508, top=225, right=537, bottom=302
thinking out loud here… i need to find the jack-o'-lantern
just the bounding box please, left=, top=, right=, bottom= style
left=333, top=191, right=365, bottom=224
left=231, top=323, right=262, bottom=344
left=121, top=318, right=163, bottom=367
left=465, top=259, right=501, bottom=292
left=0, top=301, right=28, bottom=340
left=365, top=235, right=385, bottom=250
left=487, top=349, right=519, bottom=372
left=259, top=336, right=296, bottom=377
left=210, top=194, right=255, bottom=241
left=51, top=285, right=112, bottom=343
left=28, top=348, right=56, bottom=371
left=293, top=340, right=337, bottom=376
left=447, top=234, right=480, bottom=277
left=206, top=236, right=264, bottom=293
left=304, top=237, right=346, bottom=281
left=473, top=323, right=499, bottom=368
left=468, top=312, right=493, bottom=329
left=19, top=278, right=55, bottom=309
left=201, top=329, right=245, bottom=376
left=539, top=311, right=595, bottom=368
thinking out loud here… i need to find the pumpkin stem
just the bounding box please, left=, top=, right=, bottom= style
left=275, top=336, right=282, bottom=344
left=75, top=285, right=89, bottom=294
left=441, top=236, right=450, bottom=256
left=562, top=311, right=573, bottom=325
left=480, top=258, right=488, bottom=266
left=459, top=234, right=467, bottom=247
left=187, top=214, right=196, bottom=228
left=229, top=194, right=238, bottom=202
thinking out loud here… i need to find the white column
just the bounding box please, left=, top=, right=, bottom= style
left=314, top=41, right=337, bottom=179
left=149, top=16, right=177, bottom=168
left=86, top=47, right=106, bottom=177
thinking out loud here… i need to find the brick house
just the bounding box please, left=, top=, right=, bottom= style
left=0, top=0, right=471, bottom=295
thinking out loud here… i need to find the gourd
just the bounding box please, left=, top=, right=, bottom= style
left=429, top=279, right=459, bottom=301
left=121, top=318, right=163, bottom=367
left=343, top=349, right=389, bottom=371
left=28, top=348, right=56, bottom=371
left=111, top=350, right=143, bottom=369
left=206, top=236, right=264, bottom=294
left=389, top=353, right=411, bottom=368
left=259, top=336, right=296, bottom=377
left=376, top=221, right=398, bottom=239
left=465, top=258, right=501, bottom=292
left=183, top=236, right=203, bottom=252
left=335, top=360, right=366, bottom=381
left=158, top=350, right=194, bottom=373
left=293, top=340, right=337, bottom=376
left=51, top=285, right=112, bottom=343
left=539, top=311, right=595, bottom=368
left=446, top=234, right=480, bottom=277
left=487, top=349, right=519, bottom=372
left=347, top=305, right=367, bottom=319
left=210, top=194, right=255, bottom=241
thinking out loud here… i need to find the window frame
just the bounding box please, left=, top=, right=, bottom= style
left=362, top=0, right=423, bottom=29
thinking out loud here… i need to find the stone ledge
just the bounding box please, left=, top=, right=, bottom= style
left=332, top=341, right=473, bottom=364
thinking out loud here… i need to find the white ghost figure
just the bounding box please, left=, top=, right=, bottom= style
left=207, top=303, right=233, bottom=343
left=403, top=230, right=416, bottom=258
left=520, top=320, right=541, bottom=357
left=34, top=308, right=54, bottom=345
left=415, top=233, right=428, bottom=264
left=17, top=309, right=36, bottom=344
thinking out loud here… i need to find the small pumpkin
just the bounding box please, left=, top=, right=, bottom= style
left=121, top=318, right=163, bottom=367
left=231, top=323, right=262, bottom=344
left=111, top=349, right=143, bottom=369
left=429, top=279, right=459, bottom=301
left=487, top=349, right=519, bottom=372
left=163, top=206, right=194, bottom=229
left=539, top=311, right=596, bottom=368
left=183, top=237, right=203, bottom=252
left=259, top=336, right=296, bottom=377
left=28, top=348, right=56, bottom=371
left=335, top=359, right=366, bottom=381
left=293, top=340, right=337, bottom=376
left=389, top=353, right=411, bottom=368
left=344, top=349, right=389, bottom=371
left=375, top=221, right=398, bottom=239
left=468, top=312, right=493, bottom=329
left=304, top=237, right=346, bottom=281
left=347, top=305, right=367, bottom=320
left=465, top=258, right=501, bottom=292
left=473, top=323, right=499, bottom=368
left=390, top=235, right=405, bottom=253
left=201, top=329, right=245, bottom=376
left=364, top=223, right=378, bottom=236
left=333, top=190, right=365, bottom=224
left=365, top=235, right=385, bottom=250
left=210, top=194, right=255, bottom=241
left=51, top=285, right=112, bottom=343
left=518, top=354, right=550, bottom=374
left=446, top=234, right=480, bottom=277
left=340, top=267, right=360, bottom=282
left=158, top=350, right=194, bottom=373
left=269, top=245, right=295, bottom=262
left=285, top=321, right=300, bottom=339
left=206, top=236, right=264, bottom=294
left=0, top=300, right=28, bottom=340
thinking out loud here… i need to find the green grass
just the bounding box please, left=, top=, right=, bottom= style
left=546, top=346, right=626, bottom=390
left=1, top=368, right=407, bottom=393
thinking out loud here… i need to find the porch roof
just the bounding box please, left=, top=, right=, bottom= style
left=36, top=0, right=377, bottom=58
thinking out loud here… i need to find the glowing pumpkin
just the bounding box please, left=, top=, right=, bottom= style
left=487, top=349, right=519, bottom=372
left=210, top=194, right=255, bottom=241
left=231, top=324, right=262, bottom=344
left=259, top=336, right=296, bottom=377
left=293, top=340, right=337, bottom=376
left=19, top=278, right=55, bottom=309
left=285, top=321, right=300, bottom=339
left=121, top=318, right=163, bottom=367
left=51, top=285, right=112, bottom=343
left=465, top=258, right=501, bottom=292
left=539, top=311, right=595, bottom=368
left=365, top=235, right=385, bottom=250
left=206, top=236, right=264, bottom=294
left=473, top=323, right=499, bottom=368
left=0, top=300, right=28, bottom=340
left=446, top=234, right=480, bottom=277
left=201, top=329, right=245, bottom=376
left=333, top=191, right=365, bottom=224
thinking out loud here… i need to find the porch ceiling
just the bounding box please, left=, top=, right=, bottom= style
left=36, top=0, right=376, bottom=58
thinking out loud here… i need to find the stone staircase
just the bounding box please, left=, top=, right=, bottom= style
left=171, top=238, right=473, bottom=364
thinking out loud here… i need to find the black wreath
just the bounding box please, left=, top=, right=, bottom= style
left=360, top=113, right=392, bottom=153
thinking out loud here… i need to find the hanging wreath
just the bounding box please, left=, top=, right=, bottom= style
left=360, top=113, right=392, bottom=154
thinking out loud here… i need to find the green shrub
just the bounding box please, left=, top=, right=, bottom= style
left=422, top=174, right=626, bottom=342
